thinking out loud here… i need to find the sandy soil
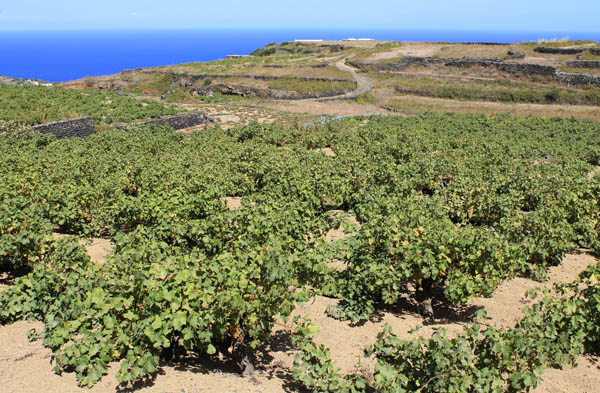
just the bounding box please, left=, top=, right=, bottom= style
left=471, top=251, right=597, bottom=329
left=267, top=100, right=390, bottom=117
left=588, top=166, right=600, bottom=179
left=225, top=196, right=243, bottom=210
left=533, top=356, right=600, bottom=393
left=311, top=147, right=337, bottom=157
left=51, top=233, right=114, bottom=264
left=175, top=103, right=290, bottom=130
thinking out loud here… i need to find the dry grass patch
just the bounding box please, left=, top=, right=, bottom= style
left=383, top=95, right=600, bottom=122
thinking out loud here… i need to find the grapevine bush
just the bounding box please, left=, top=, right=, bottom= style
left=291, top=263, right=600, bottom=393
left=0, top=85, right=180, bottom=126
left=1, top=112, right=600, bottom=387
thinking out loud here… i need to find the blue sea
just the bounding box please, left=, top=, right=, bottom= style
left=1, top=29, right=599, bottom=82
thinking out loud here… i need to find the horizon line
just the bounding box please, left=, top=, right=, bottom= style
left=1, top=27, right=599, bottom=34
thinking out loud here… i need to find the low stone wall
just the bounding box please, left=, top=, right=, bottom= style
left=138, top=112, right=213, bottom=130
left=460, top=42, right=511, bottom=46
left=243, top=63, right=328, bottom=69
left=192, top=83, right=352, bottom=100
left=496, top=62, right=557, bottom=76
left=349, top=57, right=555, bottom=76
left=567, top=60, right=600, bottom=69
left=534, top=46, right=585, bottom=54
left=555, top=72, right=600, bottom=87
left=32, top=117, right=96, bottom=139
left=348, top=57, right=441, bottom=71
left=138, top=71, right=353, bottom=90
left=351, top=57, right=599, bottom=87
left=172, top=72, right=352, bottom=84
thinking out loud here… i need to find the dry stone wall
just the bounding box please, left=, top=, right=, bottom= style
left=534, top=46, right=585, bottom=54
left=349, top=57, right=555, bottom=76
left=136, top=112, right=213, bottom=130
left=139, top=71, right=353, bottom=89
left=192, top=83, right=353, bottom=100
left=350, top=56, right=600, bottom=87
left=33, top=113, right=213, bottom=136
left=32, top=117, right=96, bottom=139
left=555, top=72, right=600, bottom=87
left=109, top=111, right=213, bottom=131
left=567, top=60, right=600, bottom=69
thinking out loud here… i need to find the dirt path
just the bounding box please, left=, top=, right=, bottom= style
left=315, top=58, right=372, bottom=101
left=285, top=57, right=373, bottom=103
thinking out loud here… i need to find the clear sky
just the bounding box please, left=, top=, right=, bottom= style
left=0, top=0, right=598, bottom=32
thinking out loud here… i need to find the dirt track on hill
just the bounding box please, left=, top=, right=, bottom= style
left=314, top=58, right=372, bottom=101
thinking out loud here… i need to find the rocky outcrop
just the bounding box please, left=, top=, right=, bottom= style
left=567, top=60, right=600, bottom=68
left=534, top=46, right=585, bottom=54
left=33, top=117, right=96, bottom=139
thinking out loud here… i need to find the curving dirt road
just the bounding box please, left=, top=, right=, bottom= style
left=313, top=57, right=373, bottom=102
